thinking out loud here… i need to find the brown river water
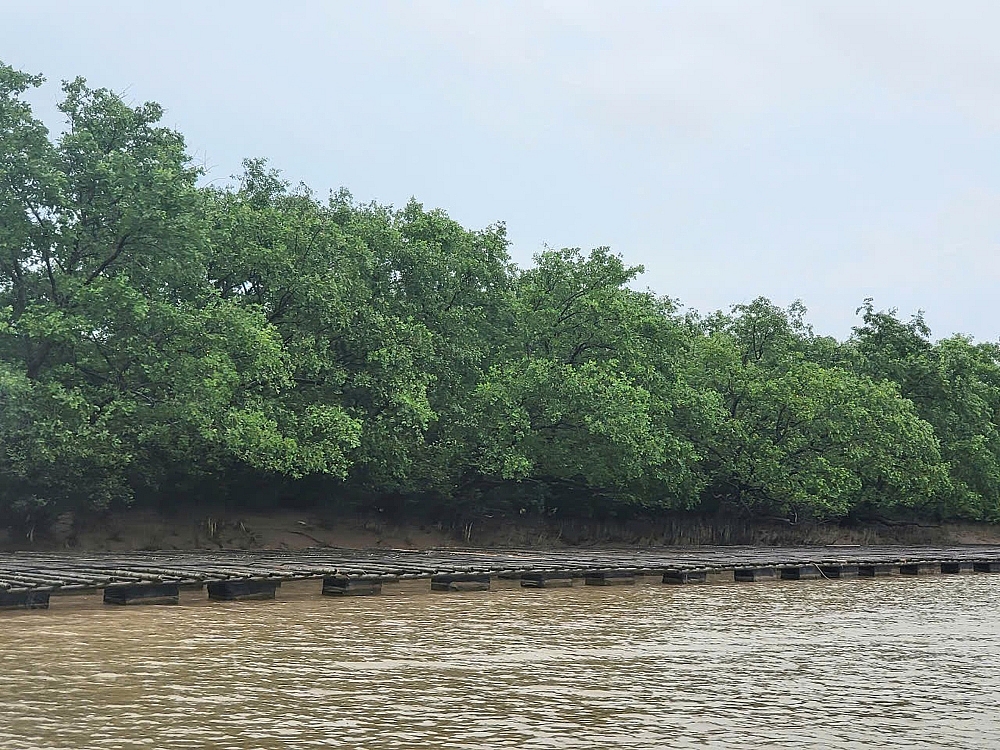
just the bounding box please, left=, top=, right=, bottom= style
left=2, top=574, right=999, bottom=749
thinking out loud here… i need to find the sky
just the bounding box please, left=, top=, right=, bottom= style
left=2, top=1, right=999, bottom=340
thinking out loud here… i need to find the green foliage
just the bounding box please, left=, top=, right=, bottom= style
left=853, top=302, right=1000, bottom=520
left=691, top=299, right=950, bottom=520
left=1, top=61, right=997, bottom=528
left=465, top=248, right=706, bottom=514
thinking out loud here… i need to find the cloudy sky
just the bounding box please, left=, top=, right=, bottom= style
left=3, top=1, right=998, bottom=339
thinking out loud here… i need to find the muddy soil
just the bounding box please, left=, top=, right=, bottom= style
left=3, top=508, right=999, bottom=552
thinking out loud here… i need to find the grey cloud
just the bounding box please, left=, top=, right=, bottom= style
left=386, top=1, right=1000, bottom=134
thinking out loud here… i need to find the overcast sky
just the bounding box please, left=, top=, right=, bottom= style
left=3, top=1, right=998, bottom=340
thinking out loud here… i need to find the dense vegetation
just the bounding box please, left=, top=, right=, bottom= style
left=3, top=63, right=1000, bottom=533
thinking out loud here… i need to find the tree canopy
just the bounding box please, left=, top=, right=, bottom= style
left=3, top=62, right=999, bottom=531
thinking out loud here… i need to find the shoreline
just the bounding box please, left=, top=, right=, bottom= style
left=4, top=507, right=1000, bottom=553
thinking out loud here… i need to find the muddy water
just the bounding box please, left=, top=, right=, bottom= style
left=2, top=575, right=999, bottom=749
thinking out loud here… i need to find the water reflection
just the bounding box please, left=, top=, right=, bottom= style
left=1, top=575, right=999, bottom=749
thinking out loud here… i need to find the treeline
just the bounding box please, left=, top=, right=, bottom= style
left=3, top=63, right=1000, bottom=533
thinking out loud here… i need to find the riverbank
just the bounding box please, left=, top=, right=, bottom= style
left=3, top=507, right=1000, bottom=552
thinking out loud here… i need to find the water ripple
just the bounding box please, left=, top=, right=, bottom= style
left=1, top=576, right=999, bottom=748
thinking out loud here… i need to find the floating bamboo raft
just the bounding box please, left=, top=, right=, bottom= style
left=0, top=546, right=1000, bottom=594
left=1, top=545, right=999, bottom=608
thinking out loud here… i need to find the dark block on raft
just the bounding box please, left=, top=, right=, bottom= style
left=323, top=575, right=382, bottom=596
left=662, top=569, right=708, bottom=585
left=0, top=589, right=50, bottom=610
left=207, top=579, right=279, bottom=601
left=104, top=582, right=179, bottom=606
left=899, top=563, right=939, bottom=576
left=974, top=561, right=1000, bottom=573
left=584, top=570, right=635, bottom=586
left=858, top=564, right=897, bottom=577
left=819, top=565, right=859, bottom=579
left=431, top=573, right=491, bottom=592
left=734, top=567, right=777, bottom=582
left=520, top=571, right=574, bottom=588
left=780, top=565, right=822, bottom=580
left=940, top=562, right=974, bottom=574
